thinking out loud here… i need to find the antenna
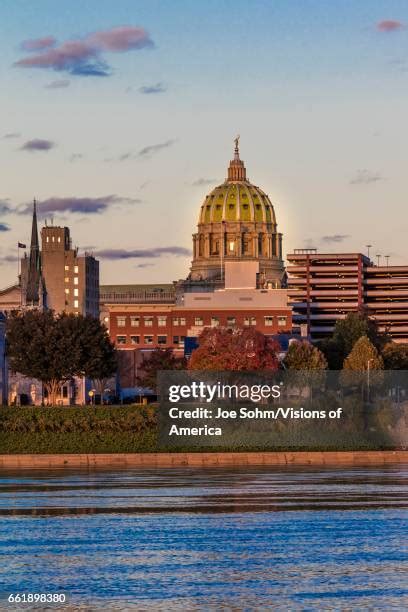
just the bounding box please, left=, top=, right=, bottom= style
left=366, top=244, right=372, bottom=259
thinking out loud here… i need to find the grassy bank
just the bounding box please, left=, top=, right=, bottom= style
left=0, top=404, right=403, bottom=454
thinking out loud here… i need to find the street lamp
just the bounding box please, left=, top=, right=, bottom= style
left=367, top=359, right=374, bottom=403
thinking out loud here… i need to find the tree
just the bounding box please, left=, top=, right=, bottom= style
left=319, top=311, right=386, bottom=369
left=341, top=335, right=384, bottom=395
left=77, top=315, right=117, bottom=403
left=137, top=348, right=186, bottom=391
left=6, top=310, right=117, bottom=405
left=284, top=340, right=327, bottom=370
left=382, top=343, right=408, bottom=370
left=188, top=327, right=280, bottom=371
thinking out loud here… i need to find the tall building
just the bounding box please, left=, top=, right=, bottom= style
left=40, top=224, right=99, bottom=317
left=189, top=138, right=285, bottom=288
left=18, top=202, right=100, bottom=317
left=287, top=249, right=408, bottom=342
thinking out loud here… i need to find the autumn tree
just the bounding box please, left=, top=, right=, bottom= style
left=137, top=348, right=186, bottom=391
left=6, top=310, right=117, bottom=405
left=340, top=335, right=384, bottom=395
left=188, top=327, right=280, bottom=371
left=284, top=340, right=327, bottom=370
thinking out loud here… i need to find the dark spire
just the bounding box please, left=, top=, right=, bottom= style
left=25, top=198, right=41, bottom=305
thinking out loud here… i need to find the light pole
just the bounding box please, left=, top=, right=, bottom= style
left=366, top=244, right=372, bottom=260
left=367, top=358, right=374, bottom=403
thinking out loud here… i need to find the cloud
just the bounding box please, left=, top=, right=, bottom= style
left=21, top=139, right=55, bottom=152
left=69, top=153, right=83, bottom=162
left=321, top=234, right=350, bottom=244
left=20, top=195, right=141, bottom=215
left=135, top=263, right=154, bottom=268
left=137, top=139, right=176, bottom=159
left=0, top=200, right=12, bottom=214
left=21, top=36, right=56, bottom=51
left=192, top=178, right=219, bottom=187
left=350, top=169, right=384, bottom=185
left=45, top=79, right=70, bottom=89
left=376, top=20, right=405, bottom=32
left=3, top=132, right=21, bottom=139
left=0, top=253, right=18, bottom=263
left=114, top=139, right=176, bottom=162
left=15, top=26, right=154, bottom=77
left=139, top=82, right=167, bottom=94
left=95, top=246, right=192, bottom=260
left=0, top=223, right=10, bottom=232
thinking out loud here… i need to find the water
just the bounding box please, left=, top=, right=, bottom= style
left=0, top=466, right=407, bottom=610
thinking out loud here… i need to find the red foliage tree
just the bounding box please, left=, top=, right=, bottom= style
left=188, top=327, right=280, bottom=371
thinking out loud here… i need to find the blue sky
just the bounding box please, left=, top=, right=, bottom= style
left=1, top=0, right=408, bottom=285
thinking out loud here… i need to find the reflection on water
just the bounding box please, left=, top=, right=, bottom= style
left=0, top=466, right=407, bottom=609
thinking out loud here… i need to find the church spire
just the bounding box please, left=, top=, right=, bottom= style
left=228, top=135, right=247, bottom=181
left=25, top=198, right=41, bottom=305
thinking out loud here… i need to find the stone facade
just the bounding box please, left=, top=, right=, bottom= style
left=190, top=140, right=285, bottom=287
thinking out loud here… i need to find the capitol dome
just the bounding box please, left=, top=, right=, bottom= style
left=190, top=138, right=285, bottom=287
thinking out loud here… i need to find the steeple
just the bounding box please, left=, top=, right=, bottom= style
left=25, top=198, right=41, bottom=305
left=227, top=135, right=247, bottom=181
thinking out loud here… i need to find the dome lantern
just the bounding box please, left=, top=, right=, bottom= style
left=227, top=135, right=247, bottom=182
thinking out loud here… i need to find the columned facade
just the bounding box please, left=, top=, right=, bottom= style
left=190, top=139, right=285, bottom=287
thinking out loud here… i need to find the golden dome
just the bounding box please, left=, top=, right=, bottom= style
left=198, top=138, right=277, bottom=227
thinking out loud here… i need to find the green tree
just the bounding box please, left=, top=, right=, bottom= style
left=137, top=348, right=186, bottom=391
left=77, top=315, right=117, bottom=403
left=188, top=327, right=280, bottom=371
left=6, top=310, right=117, bottom=405
left=382, top=343, right=408, bottom=370
left=319, top=311, right=386, bottom=369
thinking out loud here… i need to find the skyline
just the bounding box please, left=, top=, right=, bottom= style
left=1, top=1, right=408, bottom=286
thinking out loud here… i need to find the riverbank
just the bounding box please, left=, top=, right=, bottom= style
left=0, top=450, right=407, bottom=469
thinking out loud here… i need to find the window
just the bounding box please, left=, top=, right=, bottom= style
left=144, top=335, right=153, bottom=345
left=116, top=335, right=126, bottom=345
left=74, top=266, right=79, bottom=273
left=65, top=265, right=69, bottom=271
left=173, top=335, right=179, bottom=345
left=144, top=316, right=153, bottom=327
left=117, top=316, right=126, bottom=327
left=173, top=317, right=179, bottom=326
left=65, top=277, right=69, bottom=283
left=229, top=204, right=234, bottom=210
left=57, top=236, right=61, bottom=243
left=179, top=317, right=186, bottom=326
left=130, top=316, right=140, bottom=327
left=65, top=288, right=70, bottom=295
left=74, top=300, right=79, bottom=309
left=278, top=316, right=287, bottom=327
left=229, top=241, right=235, bottom=252
left=74, top=288, right=79, bottom=297
left=227, top=316, right=236, bottom=327
left=180, top=336, right=185, bottom=346
left=158, top=335, right=167, bottom=345
left=243, top=204, right=249, bottom=210
left=211, top=317, right=219, bottom=327
left=264, top=316, right=274, bottom=326
left=158, top=316, right=167, bottom=327
left=244, top=316, right=256, bottom=326
left=194, top=316, right=204, bottom=326
left=74, top=277, right=79, bottom=285
left=130, top=335, right=140, bottom=345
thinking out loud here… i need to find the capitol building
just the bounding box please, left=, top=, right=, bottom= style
left=190, top=137, right=285, bottom=288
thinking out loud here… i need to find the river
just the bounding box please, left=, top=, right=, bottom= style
left=0, top=465, right=407, bottom=609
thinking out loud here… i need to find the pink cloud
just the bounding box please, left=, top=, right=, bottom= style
left=14, top=26, right=153, bottom=77
left=21, top=36, right=56, bottom=51
left=88, top=26, right=153, bottom=52
left=376, top=20, right=405, bottom=32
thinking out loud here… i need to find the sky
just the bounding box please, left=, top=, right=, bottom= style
left=1, top=0, right=408, bottom=286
